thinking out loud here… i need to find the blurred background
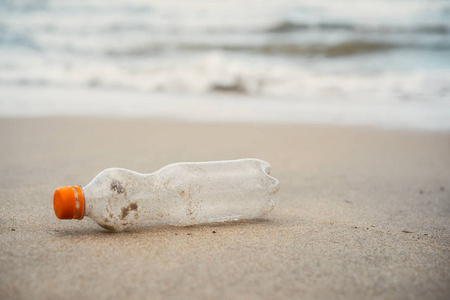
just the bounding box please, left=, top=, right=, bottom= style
left=1, top=0, right=449, bottom=129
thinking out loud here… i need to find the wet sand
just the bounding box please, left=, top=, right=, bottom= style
left=0, top=118, right=449, bottom=300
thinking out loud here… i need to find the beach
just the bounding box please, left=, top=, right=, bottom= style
left=1, top=118, right=449, bottom=300
left=2, top=0, right=450, bottom=298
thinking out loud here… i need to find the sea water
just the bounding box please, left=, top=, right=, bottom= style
left=1, top=0, right=449, bottom=129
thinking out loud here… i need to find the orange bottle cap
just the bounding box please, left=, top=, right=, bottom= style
left=53, top=186, right=85, bottom=220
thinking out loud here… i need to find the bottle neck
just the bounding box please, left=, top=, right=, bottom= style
left=74, top=185, right=85, bottom=220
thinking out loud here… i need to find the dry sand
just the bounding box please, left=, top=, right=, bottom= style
left=0, top=118, right=449, bottom=300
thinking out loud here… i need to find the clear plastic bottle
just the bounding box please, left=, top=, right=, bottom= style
left=53, top=159, right=279, bottom=231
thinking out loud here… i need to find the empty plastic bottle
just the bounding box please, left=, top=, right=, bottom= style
left=53, top=159, right=279, bottom=231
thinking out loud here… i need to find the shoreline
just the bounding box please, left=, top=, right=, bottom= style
left=1, top=86, right=450, bottom=131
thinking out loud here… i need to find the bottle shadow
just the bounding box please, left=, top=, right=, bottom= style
left=52, top=217, right=276, bottom=238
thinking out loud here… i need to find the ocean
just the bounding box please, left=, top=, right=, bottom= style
left=1, top=0, right=450, bottom=129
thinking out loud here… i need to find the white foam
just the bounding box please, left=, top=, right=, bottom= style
left=1, top=86, right=449, bottom=131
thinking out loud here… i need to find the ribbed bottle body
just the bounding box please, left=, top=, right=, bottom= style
left=83, top=159, right=279, bottom=231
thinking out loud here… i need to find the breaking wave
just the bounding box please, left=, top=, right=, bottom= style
left=265, top=20, right=450, bottom=35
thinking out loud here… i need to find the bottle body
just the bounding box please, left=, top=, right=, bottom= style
left=79, top=159, right=279, bottom=231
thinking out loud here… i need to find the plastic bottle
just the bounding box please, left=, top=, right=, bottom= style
left=53, top=159, right=279, bottom=231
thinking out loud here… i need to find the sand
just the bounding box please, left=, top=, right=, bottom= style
left=0, top=118, right=449, bottom=300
